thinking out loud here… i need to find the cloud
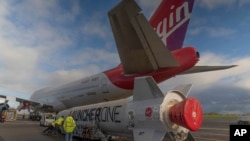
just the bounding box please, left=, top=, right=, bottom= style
left=189, top=26, right=236, bottom=37
left=0, top=1, right=8, bottom=17
left=0, top=1, right=119, bottom=95
left=137, top=0, right=161, bottom=18
left=239, top=0, right=250, bottom=7
left=189, top=27, right=203, bottom=36
left=138, top=0, right=161, bottom=8
left=159, top=52, right=250, bottom=113
left=197, top=0, right=236, bottom=9
left=197, top=0, right=250, bottom=9
left=195, top=85, right=250, bottom=114
left=206, top=27, right=236, bottom=37
left=81, top=18, right=111, bottom=39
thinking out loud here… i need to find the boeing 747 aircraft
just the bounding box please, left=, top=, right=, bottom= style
left=0, top=0, right=235, bottom=112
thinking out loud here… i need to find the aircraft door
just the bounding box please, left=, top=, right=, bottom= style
left=101, top=78, right=109, bottom=93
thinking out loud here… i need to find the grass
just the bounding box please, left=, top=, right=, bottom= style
left=203, top=113, right=239, bottom=120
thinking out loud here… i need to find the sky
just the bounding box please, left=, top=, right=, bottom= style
left=0, top=0, right=249, bottom=114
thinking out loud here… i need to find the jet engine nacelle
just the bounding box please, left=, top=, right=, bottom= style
left=0, top=104, right=9, bottom=111
left=0, top=100, right=10, bottom=112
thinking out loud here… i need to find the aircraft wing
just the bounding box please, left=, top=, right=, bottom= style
left=180, top=65, right=237, bottom=74
left=108, top=0, right=179, bottom=74
left=0, top=94, right=53, bottom=112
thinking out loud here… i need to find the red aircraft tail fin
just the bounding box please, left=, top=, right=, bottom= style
left=149, top=0, right=195, bottom=51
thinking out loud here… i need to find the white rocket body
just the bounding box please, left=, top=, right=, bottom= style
left=57, top=76, right=202, bottom=141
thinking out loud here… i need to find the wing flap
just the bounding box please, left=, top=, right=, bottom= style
left=16, top=97, right=53, bottom=112
left=108, top=0, right=179, bottom=74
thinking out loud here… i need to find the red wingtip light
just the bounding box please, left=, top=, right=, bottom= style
left=169, top=98, right=203, bottom=131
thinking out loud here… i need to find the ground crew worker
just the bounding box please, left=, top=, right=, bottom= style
left=63, top=113, right=76, bottom=141
left=54, top=115, right=64, bottom=135
left=1, top=110, right=7, bottom=123
left=44, top=116, right=64, bottom=136
left=43, top=119, right=56, bottom=134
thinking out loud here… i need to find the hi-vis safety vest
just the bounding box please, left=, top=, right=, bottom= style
left=51, top=120, right=56, bottom=127
left=63, top=116, right=76, bottom=133
left=55, top=117, right=64, bottom=126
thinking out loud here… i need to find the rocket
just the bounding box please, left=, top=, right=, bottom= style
left=57, top=76, right=202, bottom=141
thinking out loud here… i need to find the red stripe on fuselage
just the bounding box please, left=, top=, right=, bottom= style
left=104, top=47, right=199, bottom=90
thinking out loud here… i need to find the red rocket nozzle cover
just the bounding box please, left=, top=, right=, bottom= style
left=169, top=98, right=203, bottom=131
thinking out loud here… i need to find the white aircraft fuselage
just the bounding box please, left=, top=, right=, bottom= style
left=30, top=73, right=131, bottom=112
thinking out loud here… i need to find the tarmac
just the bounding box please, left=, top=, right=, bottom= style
left=0, top=118, right=237, bottom=141
left=192, top=118, right=236, bottom=141
left=0, top=120, right=80, bottom=141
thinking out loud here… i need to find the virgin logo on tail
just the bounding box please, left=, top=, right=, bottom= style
left=155, top=2, right=191, bottom=44
left=150, top=0, right=194, bottom=51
